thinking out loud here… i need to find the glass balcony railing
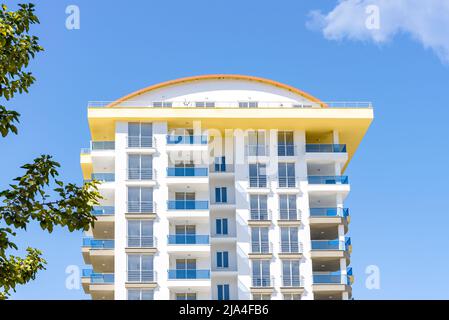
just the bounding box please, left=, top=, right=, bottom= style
left=82, top=269, right=114, bottom=283
left=127, top=201, right=154, bottom=213
left=92, top=141, right=115, bottom=151
left=167, top=167, right=208, bottom=177
left=167, top=200, right=209, bottom=210
left=250, top=209, right=270, bottom=221
left=127, top=271, right=156, bottom=283
left=91, top=173, right=115, bottom=182
left=168, top=269, right=210, bottom=279
left=127, top=136, right=154, bottom=148
left=311, top=238, right=351, bottom=251
left=168, top=234, right=209, bottom=244
left=92, top=206, right=114, bottom=215
left=277, top=144, right=296, bottom=156
left=313, top=271, right=352, bottom=285
left=251, top=276, right=274, bottom=287
left=305, top=144, right=347, bottom=153
left=127, top=236, right=155, bottom=248
left=82, top=238, right=114, bottom=249
left=310, top=208, right=349, bottom=218
left=166, top=135, right=208, bottom=145
left=308, top=176, right=349, bottom=184
left=279, top=209, right=300, bottom=220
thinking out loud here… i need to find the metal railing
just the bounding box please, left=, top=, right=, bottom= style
left=281, top=275, right=304, bottom=287
left=251, top=276, right=274, bottom=287
left=209, top=164, right=234, bottom=173
left=82, top=238, right=114, bottom=249
left=92, top=206, right=114, bottom=215
left=311, top=238, right=351, bottom=251
left=249, top=209, right=271, bottom=221
left=127, top=136, right=155, bottom=148
left=249, top=176, right=268, bottom=188
left=278, top=176, right=297, bottom=188
left=246, top=145, right=269, bottom=156
left=127, top=236, right=155, bottom=248
left=167, top=167, right=208, bottom=177
left=127, top=270, right=156, bottom=283
left=127, top=168, right=154, bottom=180
left=308, top=176, right=349, bottom=184
left=277, top=144, right=296, bottom=156
left=127, top=201, right=155, bottom=213
left=167, top=200, right=209, bottom=210
left=279, top=209, right=301, bottom=220
left=167, top=269, right=211, bottom=279
left=167, top=234, right=209, bottom=245
left=250, top=241, right=272, bottom=254
left=88, top=100, right=372, bottom=109
left=280, top=241, right=302, bottom=254
left=166, top=135, right=208, bottom=145
left=310, top=207, right=349, bottom=218
left=306, top=144, right=347, bottom=153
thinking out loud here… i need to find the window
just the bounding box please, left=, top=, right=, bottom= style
left=252, top=294, right=271, bottom=300
left=128, top=220, right=153, bottom=247
left=279, top=195, right=298, bottom=220
left=247, top=131, right=266, bottom=156
left=251, top=227, right=269, bottom=253
left=252, top=260, right=270, bottom=287
left=214, top=156, right=226, bottom=172
left=215, top=187, right=228, bottom=203
left=152, top=101, right=172, bottom=108
left=239, top=101, right=258, bottom=108
left=128, top=154, right=152, bottom=180
left=128, top=123, right=152, bottom=148
left=249, top=163, right=267, bottom=188
left=127, top=289, right=154, bottom=300
left=176, top=293, right=197, bottom=300
left=283, top=294, right=301, bottom=300
left=280, top=227, right=299, bottom=253
left=127, top=187, right=153, bottom=213
left=278, top=162, right=296, bottom=188
left=282, top=260, right=301, bottom=287
left=215, top=218, right=228, bottom=235
left=250, top=195, right=268, bottom=220
left=217, top=284, right=230, bottom=300
left=216, top=251, right=229, bottom=268
left=278, top=131, right=294, bottom=156
left=195, top=101, right=215, bottom=108
left=127, top=255, right=154, bottom=282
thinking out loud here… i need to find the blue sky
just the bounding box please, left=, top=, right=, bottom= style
left=2, top=0, right=449, bottom=299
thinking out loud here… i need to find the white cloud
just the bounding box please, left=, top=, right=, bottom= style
left=307, top=0, right=449, bottom=64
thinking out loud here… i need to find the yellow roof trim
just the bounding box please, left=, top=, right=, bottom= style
left=106, top=74, right=327, bottom=108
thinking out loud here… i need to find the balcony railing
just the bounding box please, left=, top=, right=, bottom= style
left=308, top=176, right=349, bottom=184
left=91, top=141, right=115, bottom=151
left=310, top=208, right=349, bottom=218
left=167, top=200, right=209, bottom=210
left=127, top=236, right=155, bottom=248
left=127, top=136, right=154, bottom=148
left=91, top=173, right=115, bottom=182
left=250, top=242, right=272, bottom=254
left=167, top=234, right=209, bottom=245
left=127, top=201, right=155, bottom=213
left=251, top=276, right=274, bottom=287
left=281, top=275, right=303, bottom=287
left=89, top=272, right=114, bottom=284
left=82, top=238, right=114, bottom=249
left=166, top=135, right=208, bottom=145
left=92, top=206, right=114, bottom=215
left=249, top=209, right=270, bottom=221
left=278, top=176, right=297, bottom=188
left=306, top=144, right=347, bottom=153
left=167, top=167, right=208, bottom=177
left=279, top=209, right=301, bottom=220
left=280, top=241, right=302, bottom=254
left=167, top=269, right=211, bottom=279
left=209, top=164, right=234, bottom=173
left=127, top=168, right=153, bottom=180
left=249, top=176, right=268, bottom=188
left=127, top=270, right=156, bottom=283
left=311, top=238, right=351, bottom=251
left=246, top=145, right=268, bottom=156
left=277, top=144, right=296, bottom=156
left=313, top=272, right=351, bottom=285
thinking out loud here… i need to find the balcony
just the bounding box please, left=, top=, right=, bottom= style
left=277, top=144, right=296, bottom=157
left=277, top=176, right=298, bottom=190
left=166, top=135, right=208, bottom=145
left=127, top=136, right=155, bottom=148
left=127, top=270, right=157, bottom=283
left=127, top=236, right=155, bottom=248
left=311, top=238, right=351, bottom=251
left=248, top=176, right=269, bottom=190
left=251, top=276, right=274, bottom=288
left=92, top=206, right=114, bottom=215
left=313, top=269, right=353, bottom=299
left=306, top=144, right=347, bottom=153
left=127, top=201, right=155, bottom=214
left=81, top=269, right=114, bottom=300
left=84, top=173, right=115, bottom=184
left=167, top=167, right=208, bottom=177
left=280, top=241, right=302, bottom=255
left=309, top=208, right=350, bottom=226
left=249, top=209, right=271, bottom=226
left=308, top=176, right=348, bottom=184
left=82, top=238, right=114, bottom=249
left=278, top=209, right=301, bottom=222
left=167, top=200, right=209, bottom=210
left=311, top=238, right=351, bottom=264
left=281, top=275, right=304, bottom=288
left=82, top=238, right=114, bottom=272
left=168, top=234, right=209, bottom=245
left=127, top=168, right=154, bottom=180
left=168, top=269, right=211, bottom=280
left=249, top=242, right=273, bottom=258
left=92, top=141, right=115, bottom=151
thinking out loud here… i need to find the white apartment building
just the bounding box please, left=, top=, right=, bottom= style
left=80, top=74, right=373, bottom=300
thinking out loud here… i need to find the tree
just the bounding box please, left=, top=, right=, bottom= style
left=0, top=3, right=101, bottom=299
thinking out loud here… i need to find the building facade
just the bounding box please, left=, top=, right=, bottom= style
left=80, top=75, right=373, bottom=300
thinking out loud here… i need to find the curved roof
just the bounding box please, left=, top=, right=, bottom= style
left=106, top=74, right=326, bottom=107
